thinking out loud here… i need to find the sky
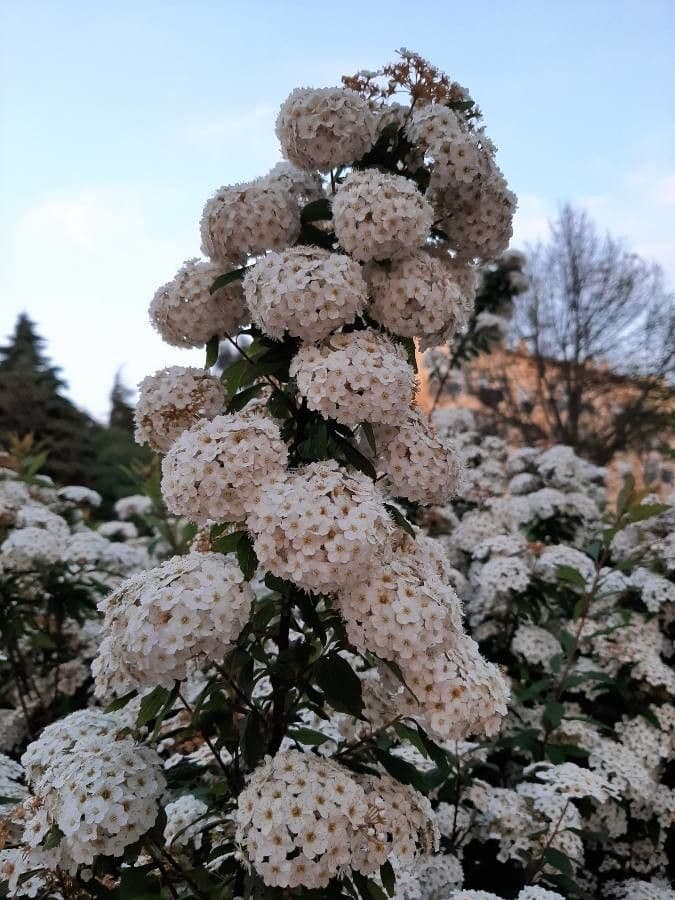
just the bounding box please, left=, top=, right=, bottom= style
left=1, top=0, right=674, bottom=420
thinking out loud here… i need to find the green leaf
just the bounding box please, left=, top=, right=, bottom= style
left=205, top=335, right=220, bottom=368
left=515, top=678, right=552, bottom=702
left=105, top=689, right=138, bottom=713
left=626, top=502, right=670, bottom=523
left=289, top=727, right=330, bottom=746
left=558, top=629, right=575, bottom=654
left=373, top=748, right=426, bottom=791
left=30, top=631, right=56, bottom=649
left=43, top=824, right=63, bottom=850
left=331, top=432, right=376, bottom=479
left=398, top=336, right=418, bottom=372
left=227, top=383, right=262, bottom=413
left=380, top=860, right=396, bottom=897
left=211, top=529, right=248, bottom=555
left=616, top=474, right=635, bottom=517
left=210, top=266, right=246, bottom=293
left=241, top=710, right=266, bottom=768
left=314, top=654, right=363, bottom=717
left=222, top=357, right=253, bottom=394
left=117, top=865, right=164, bottom=899
left=556, top=565, right=587, bottom=588
left=542, top=846, right=574, bottom=877
left=394, top=722, right=429, bottom=758
left=384, top=503, right=415, bottom=538
left=542, top=700, right=565, bottom=731
left=137, top=685, right=172, bottom=728
left=300, top=198, right=332, bottom=223
left=298, top=417, right=328, bottom=461
left=352, top=871, right=388, bottom=900
left=360, top=422, right=377, bottom=455
left=236, top=533, right=258, bottom=581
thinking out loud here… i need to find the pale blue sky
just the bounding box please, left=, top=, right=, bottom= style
left=1, top=0, right=674, bottom=418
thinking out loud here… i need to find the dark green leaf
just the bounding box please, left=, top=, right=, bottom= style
left=542, top=700, right=565, bottom=731
left=626, top=503, right=670, bottom=523
left=331, top=433, right=376, bottom=479
left=380, top=861, right=396, bottom=897
left=556, top=565, right=587, bottom=588
left=314, top=654, right=363, bottom=717
left=542, top=846, right=574, bottom=877
left=360, top=422, right=377, bottom=455
left=105, top=689, right=138, bottom=713
left=210, top=266, right=246, bottom=293
left=373, top=748, right=426, bottom=791
left=205, top=335, right=220, bottom=368
left=298, top=417, right=328, bottom=461
left=43, top=824, right=63, bottom=850
left=398, top=336, right=418, bottom=372
left=227, top=383, right=262, bottom=413
left=384, top=503, right=415, bottom=538
left=352, top=871, right=388, bottom=900
left=137, top=685, right=172, bottom=728
left=236, top=533, right=258, bottom=581
left=301, top=198, right=332, bottom=223
left=289, top=727, right=330, bottom=746
left=241, top=711, right=266, bottom=768
left=211, top=529, right=248, bottom=556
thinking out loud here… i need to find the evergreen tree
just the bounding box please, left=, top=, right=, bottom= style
left=0, top=314, right=100, bottom=486
left=91, top=372, right=153, bottom=515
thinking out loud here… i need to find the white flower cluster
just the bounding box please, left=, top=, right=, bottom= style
left=19, top=710, right=164, bottom=872
left=276, top=86, right=377, bottom=172
left=149, top=257, right=247, bottom=348
left=161, top=413, right=287, bottom=524
left=135, top=366, right=225, bottom=452
left=264, top=161, right=324, bottom=205
left=235, top=749, right=434, bottom=890
left=366, top=252, right=473, bottom=350
left=114, top=493, right=153, bottom=519
left=92, top=552, right=254, bottom=696
left=338, top=537, right=508, bottom=741
left=248, top=460, right=393, bottom=594
left=290, top=330, right=417, bottom=426
left=333, top=170, right=434, bottom=262
left=200, top=177, right=300, bottom=262
left=375, top=413, right=462, bottom=504
left=243, top=246, right=367, bottom=342
left=164, top=794, right=209, bottom=849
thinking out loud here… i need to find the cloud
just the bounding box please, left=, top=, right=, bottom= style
left=0, top=186, right=205, bottom=420
left=511, top=164, right=675, bottom=285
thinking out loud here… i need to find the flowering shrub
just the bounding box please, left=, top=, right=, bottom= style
left=1, top=49, right=673, bottom=900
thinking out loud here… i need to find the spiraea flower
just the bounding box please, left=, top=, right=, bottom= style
left=20, top=710, right=164, bottom=872
left=134, top=366, right=225, bottom=452
left=275, top=86, right=377, bottom=172
left=374, top=412, right=462, bottom=505
left=235, top=749, right=370, bottom=890
left=337, top=553, right=464, bottom=664
left=350, top=773, right=439, bottom=875
left=164, top=795, right=210, bottom=849
left=200, top=178, right=301, bottom=263
left=243, top=246, right=367, bottom=343
left=149, top=258, right=248, bottom=348
left=247, top=460, right=393, bottom=594
left=366, top=251, right=473, bottom=349
left=262, top=161, right=324, bottom=205
left=332, top=170, right=434, bottom=261
left=432, top=167, right=516, bottom=262
left=290, top=329, right=417, bottom=427
left=92, top=552, right=254, bottom=696
left=161, top=413, right=287, bottom=524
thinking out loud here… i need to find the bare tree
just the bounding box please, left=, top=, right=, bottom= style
left=504, top=205, right=675, bottom=463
